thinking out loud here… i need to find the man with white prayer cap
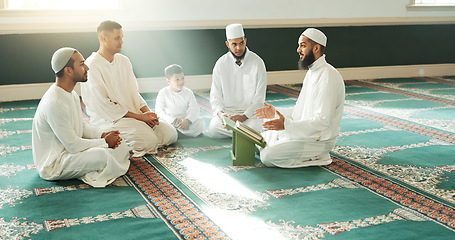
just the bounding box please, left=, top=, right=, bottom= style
left=209, top=23, right=267, bottom=138
left=32, top=47, right=130, bottom=187
left=254, top=28, right=345, bottom=168
left=81, top=20, right=178, bottom=157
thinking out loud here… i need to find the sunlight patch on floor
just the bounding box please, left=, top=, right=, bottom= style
left=180, top=157, right=263, bottom=201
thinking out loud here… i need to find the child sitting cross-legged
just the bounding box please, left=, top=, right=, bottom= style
left=155, top=64, right=205, bottom=137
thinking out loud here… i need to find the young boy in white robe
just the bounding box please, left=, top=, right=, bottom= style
left=155, top=64, right=205, bottom=137
left=32, top=47, right=130, bottom=188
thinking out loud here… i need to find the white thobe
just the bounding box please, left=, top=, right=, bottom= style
left=32, top=84, right=130, bottom=187
left=155, top=86, right=205, bottom=137
left=260, top=55, right=345, bottom=168
left=209, top=48, right=267, bottom=138
left=81, top=52, right=177, bottom=157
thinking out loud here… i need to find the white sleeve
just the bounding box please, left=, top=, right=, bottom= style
left=210, top=62, right=224, bottom=115
left=155, top=89, right=176, bottom=124
left=185, top=90, right=200, bottom=123
left=284, top=72, right=342, bottom=140
left=276, top=106, right=294, bottom=119
left=82, top=121, right=104, bottom=139
left=244, top=59, right=267, bottom=118
left=46, top=102, right=107, bottom=154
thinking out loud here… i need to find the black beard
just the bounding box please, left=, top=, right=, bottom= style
left=230, top=48, right=247, bottom=61
left=74, top=73, right=88, bottom=83
left=74, top=78, right=88, bottom=83
left=298, top=51, right=315, bottom=70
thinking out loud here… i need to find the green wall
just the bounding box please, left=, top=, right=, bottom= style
left=1, top=24, right=454, bottom=85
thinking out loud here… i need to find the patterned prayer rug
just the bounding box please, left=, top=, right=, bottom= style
left=0, top=100, right=226, bottom=240
left=1, top=76, right=455, bottom=239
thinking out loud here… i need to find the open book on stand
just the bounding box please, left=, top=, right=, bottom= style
left=222, top=115, right=266, bottom=166
left=222, top=116, right=266, bottom=147
left=235, top=121, right=264, bottom=142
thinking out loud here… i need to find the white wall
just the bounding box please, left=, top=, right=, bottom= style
left=3, top=63, right=455, bottom=102
left=0, top=0, right=454, bottom=34
left=1, top=0, right=454, bottom=101
left=126, top=0, right=454, bottom=21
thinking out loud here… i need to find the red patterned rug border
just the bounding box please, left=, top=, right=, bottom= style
left=344, top=105, right=455, bottom=144
left=126, top=156, right=230, bottom=240
left=323, top=156, right=455, bottom=231
left=419, top=77, right=455, bottom=86
left=347, top=80, right=455, bottom=106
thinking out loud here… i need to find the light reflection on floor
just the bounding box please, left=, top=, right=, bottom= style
left=180, top=157, right=285, bottom=239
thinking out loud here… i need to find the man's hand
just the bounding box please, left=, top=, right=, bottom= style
left=175, top=118, right=190, bottom=130
left=255, top=102, right=276, bottom=119
left=217, top=111, right=230, bottom=129
left=262, top=110, right=285, bottom=130
left=125, top=111, right=159, bottom=128
left=103, top=130, right=122, bottom=149
left=218, top=111, right=229, bottom=121
left=229, top=114, right=248, bottom=122
left=140, top=112, right=160, bottom=128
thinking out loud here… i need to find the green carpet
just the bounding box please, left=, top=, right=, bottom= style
left=1, top=76, right=455, bottom=239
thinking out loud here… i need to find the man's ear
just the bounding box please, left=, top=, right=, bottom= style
left=63, top=67, right=73, bottom=76
left=313, top=44, right=320, bottom=54
left=99, top=33, right=106, bottom=44
left=225, top=41, right=230, bottom=48
left=64, top=66, right=73, bottom=75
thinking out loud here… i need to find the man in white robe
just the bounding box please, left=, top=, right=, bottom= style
left=32, top=47, right=130, bottom=187
left=81, top=20, right=177, bottom=157
left=255, top=28, right=345, bottom=168
left=155, top=64, right=205, bottom=137
left=209, top=23, right=267, bottom=138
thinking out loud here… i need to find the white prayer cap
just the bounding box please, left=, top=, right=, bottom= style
left=51, top=47, right=76, bottom=73
left=302, top=28, right=327, bottom=47
left=226, top=23, right=244, bottom=40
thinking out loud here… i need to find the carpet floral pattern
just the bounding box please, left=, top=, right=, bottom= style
left=1, top=76, right=455, bottom=239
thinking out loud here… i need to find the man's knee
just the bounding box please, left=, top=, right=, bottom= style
left=112, top=141, right=130, bottom=160
left=156, top=122, right=178, bottom=144
left=208, top=118, right=231, bottom=139
left=127, top=131, right=159, bottom=151
left=259, top=147, right=277, bottom=167
left=208, top=126, right=230, bottom=139
left=191, top=118, right=205, bottom=136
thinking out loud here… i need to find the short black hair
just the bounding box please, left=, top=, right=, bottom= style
left=164, top=64, right=183, bottom=78
left=97, top=20, right=122, bottom=34
left=55, top=50, right=77, bottom=78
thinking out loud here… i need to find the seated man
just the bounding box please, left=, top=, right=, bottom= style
left=32, top=47, right=130, bottom=187
left=208, top=23, right=267, bottom=138
left=255, top=28, right=345, bottom=168
left=81, top=20, right=177, bottom=157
